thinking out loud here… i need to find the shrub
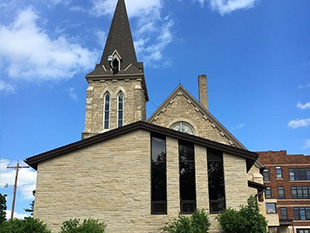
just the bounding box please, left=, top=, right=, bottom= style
left=161, top=209, right=210, bottom=233
left=217, top=196, right=268, bottom=233
left=0, top=218, right=51, bottom=233
left=60, top=218, right=107, bottom=233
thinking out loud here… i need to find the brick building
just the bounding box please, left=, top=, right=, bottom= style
left=25, top=0, right=268, bottom=232
left=258, top=150, right=310, bottom=233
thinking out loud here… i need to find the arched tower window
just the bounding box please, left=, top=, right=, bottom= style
left=112, top=59, right=119, bottom=74
left=104, top=92, right=110, bottom=129
left=117, top=92, right=124, bottom=127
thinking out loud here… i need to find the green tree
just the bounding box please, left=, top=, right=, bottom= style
left=161, top=209, right=210, bottom=233
left=60, top=218, right=107, bottom=233
left=0, top=218, right=51, bottom=233
left=217, top=196, right=268, bottom=233
left=24, top=201, right=34, bottom=216
left=0, top=193, right=7, bottom=224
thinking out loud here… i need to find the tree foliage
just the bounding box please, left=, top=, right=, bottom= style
left=217, top=196, right=268, bottom=233
left=161, top=209, right=210, bottom=233
left=0, top=193, right=7, bottom=224
left=24, top=201, right=34, bottom=216
left=0, top=218, right=51, bottom=233
left=60, top=218, right=107, bottom=233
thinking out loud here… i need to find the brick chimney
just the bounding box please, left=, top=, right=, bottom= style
left=198, top=74, right=208, bottom=110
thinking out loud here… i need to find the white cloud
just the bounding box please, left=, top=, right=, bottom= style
left=0, top=80, right=15, bottom=93
left=231, top=123, right=246, bottom=130
left=288, top=118, right=310, bottom=129
left=208, top=0, right=259, bottom=15
left=66, top=87, right=78, bottom=100
left=303, top=139, right=310, bottom=150
left=135, top=17, right=174, bottom=66
left=297, top=102, right=310, bottom=110
left=5, top=210, right=29, bottom=220
left=90, top=0, right=162, bottom=19
left=0, top=8, right=97, bottom=81
left=298, top=83, right=310, bottom=89
left=0, top=159, right=36, bottom=200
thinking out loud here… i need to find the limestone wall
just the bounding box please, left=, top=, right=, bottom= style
left=34, top=129, right=251, bottom=233
left=83, top=79, right=146, bottom=139
left=149, top=91, right=234, bottom=146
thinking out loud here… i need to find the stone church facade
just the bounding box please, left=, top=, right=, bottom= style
left=25, top=0, right=266, bottom=232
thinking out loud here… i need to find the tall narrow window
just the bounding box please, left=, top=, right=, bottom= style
left=208, top=149, right=225, bottom=214
left=151, top=134, right=167, bottom=214
left=280, top=207, right=288, bottom=219
left=276, top=166, right=282, bottom=178
left=263, top=168, right=270, bottom=181
left=117, top=92, right=124, bottom=127
left=265, top=187, right=272, bottom=199
left=278, top=186, right=285, bottom=199
left=179, top=140, right=196, bottom=213
left=104, top=93, right=110, bottom=129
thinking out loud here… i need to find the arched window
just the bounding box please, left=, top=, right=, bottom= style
left=170, top=122, right=195, bottom=135
left=117, top=92, right=124, bottom=127
left=104, top=93, right=110, bottom=129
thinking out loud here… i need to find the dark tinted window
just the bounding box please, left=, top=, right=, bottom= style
left=151, top=134, right=167, bottom=214
left=179, top=140, right=196, bottom=213
left=208, top=149, right=225, bottom=214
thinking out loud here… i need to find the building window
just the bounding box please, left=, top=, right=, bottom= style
left=265, top=187, right=272, bottom=199
left=289, top=168, right=310, bottom=181
left=276, top=166, right=282, bottom=178
left=291, top=187, right=310, bottom=199
left=266, top=203, right=277, bottom=214
left=280, top=207, right=288, bottom=219
left=294, top=207, right=310, bottom=220
left=278, top=186, right=285, bottom=199
left=263, top=168, right=270, bottom=181
left=207, top=149, right=225, bottom=214
left=104, top=93, right=110, bottom=129
left=151, top=134, right=167, bottom=214
left=179, top=140, right=196, bottom=213
left=171, top=122, right=195, bottom=135
left=297, top=230, right=310, bottom=233
left=117, top=92, right=124, bottom=127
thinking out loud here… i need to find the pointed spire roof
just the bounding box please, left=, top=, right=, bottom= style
left=87, top=0, right=143, bottom=77
left=100, top=0, right=137, bottom=70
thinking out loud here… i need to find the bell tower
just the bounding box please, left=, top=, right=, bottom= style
left=82, top=0, right=148, bottom=139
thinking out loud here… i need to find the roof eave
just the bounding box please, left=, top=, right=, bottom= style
left=25, top=121, right=257, bottom=171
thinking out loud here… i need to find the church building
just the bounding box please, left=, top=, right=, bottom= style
left=25, top=0, right=265, bottom=232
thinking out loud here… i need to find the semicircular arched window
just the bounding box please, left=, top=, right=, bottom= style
left=170, top=121, right=195, bottom=135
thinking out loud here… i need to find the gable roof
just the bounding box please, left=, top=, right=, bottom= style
left=148, top=85, right=246, bottom=149
left=25, top=121, right=258, bottom=171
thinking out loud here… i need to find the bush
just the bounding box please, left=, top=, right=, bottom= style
left=60, top=218, right=107, bottom=233
left=161, top=209, right=210, bottom=233
left=0, top=218, right=51, bottom=233
left=217, top=196, right=268, bottom=233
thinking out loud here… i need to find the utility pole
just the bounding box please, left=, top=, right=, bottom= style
left=7, top=161, right=29, bottom=219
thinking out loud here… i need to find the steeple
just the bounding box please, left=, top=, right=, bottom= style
left=82, top=0, right=148, bottom=139
left=86, top=0, right=144, bottom=77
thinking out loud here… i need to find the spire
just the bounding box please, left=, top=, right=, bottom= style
left=86, top=0, right=144, bottom=77
left=100, top=0, right=139, bottom=72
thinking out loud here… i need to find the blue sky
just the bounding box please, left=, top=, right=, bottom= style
left=0, top=0, right=309, bottom=219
